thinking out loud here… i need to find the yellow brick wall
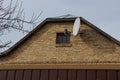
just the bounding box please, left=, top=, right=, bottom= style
left=0, top=21, right=120, bottom=64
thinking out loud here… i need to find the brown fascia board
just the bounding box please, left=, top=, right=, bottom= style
left=0, top=17, right=120, bottom=58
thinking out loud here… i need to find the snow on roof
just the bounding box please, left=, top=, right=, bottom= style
left=53, top=14, right=77, bottom=18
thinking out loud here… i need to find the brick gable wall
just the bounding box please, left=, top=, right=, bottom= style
left=0, top=21, right=120, bottom=66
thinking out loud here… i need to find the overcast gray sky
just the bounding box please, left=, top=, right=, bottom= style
left=21, top=0, right=120, bottom=39
left=0, top=0, right=120, bottom=51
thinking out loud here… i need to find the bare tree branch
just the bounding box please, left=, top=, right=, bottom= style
left=0, top=41, right=11, bottom=48
left=0, top=0, right=41, bottom=49
left=0, top=0, right=40, bottom=32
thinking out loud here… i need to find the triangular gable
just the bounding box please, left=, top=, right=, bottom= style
left=0, top=17, right=120, bottom=58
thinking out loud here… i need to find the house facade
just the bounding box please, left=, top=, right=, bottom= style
left=0, top=16, right=120, bottom=80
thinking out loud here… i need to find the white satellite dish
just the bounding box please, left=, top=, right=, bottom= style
left=73, top=17, right=80, bottom=36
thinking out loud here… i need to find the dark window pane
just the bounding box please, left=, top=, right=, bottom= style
left=56, top=33, right=70, bottom=44
left=56, top=33, right=63, bottom=43
left=63, top=36, right=67, bottom=43
left=66, top=35, right=70, bottom=43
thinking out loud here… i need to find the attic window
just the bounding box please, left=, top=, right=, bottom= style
left=56, top=33, right=70, bottom=44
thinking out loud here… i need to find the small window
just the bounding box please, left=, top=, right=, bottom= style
left=56, top=33, right=70, bottom=44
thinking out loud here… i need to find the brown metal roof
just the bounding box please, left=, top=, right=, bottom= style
left=0, top=17, right=120, bottom=58
left=0, top=69, right=120, bottom=80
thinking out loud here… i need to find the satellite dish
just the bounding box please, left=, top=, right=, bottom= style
left=73, top=17, right=80, bottom=36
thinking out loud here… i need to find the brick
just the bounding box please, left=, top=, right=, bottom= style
left=0, top=21, right=120, bottom=65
